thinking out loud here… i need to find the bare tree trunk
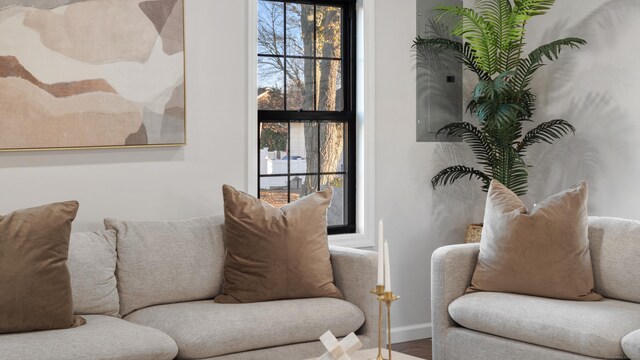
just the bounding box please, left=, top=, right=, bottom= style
left=301, top=6, right=315, bottom=111
left=301, top=6, right=318, bottom=194
left=297, top=7, right=343, bottom=196
left=316, top=9, right=343, bottom=190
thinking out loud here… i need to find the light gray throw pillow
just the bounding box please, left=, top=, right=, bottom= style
left=105, top=216, right=226, bottom=316
left=68, top=230, right=120, bottom=317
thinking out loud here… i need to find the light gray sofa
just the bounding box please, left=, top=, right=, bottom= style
left=0, top=215, right=377, bottom=360
left=432, top=216, right=640, bottom=360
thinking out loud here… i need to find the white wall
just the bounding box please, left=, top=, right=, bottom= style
left=522, top=0, right=640, bottom=219
left=0, top=0, right=249, bottom=231
left=374, top=0, right=435, bottom=341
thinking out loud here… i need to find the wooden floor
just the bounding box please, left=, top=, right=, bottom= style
left=393, top=338, right=432, bottom=359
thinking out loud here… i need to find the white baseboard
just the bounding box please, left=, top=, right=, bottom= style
left=390, top=323, right=432, bottom=343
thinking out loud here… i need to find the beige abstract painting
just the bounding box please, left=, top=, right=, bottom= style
left=0, top=0, right=185, bottom=150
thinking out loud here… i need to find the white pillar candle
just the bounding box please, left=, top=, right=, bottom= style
left=384, top=240, right=391, bottom=292
left=377, top=220, right=384, bottom=286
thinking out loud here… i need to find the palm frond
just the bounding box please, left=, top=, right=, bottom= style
left=413, top=37, right=490, bottom=80
left=478, top=0, right=521, bottom=73
left=435, top=6, right=498, bottom=75
left=436, top=122, right=495, bottom=170
left=485, top=119, right=523, bottom=148
left=492, top=146, right=529, bottom=195
left=516, top=89, right=537, bottom=119
left=431, top=165, right=491, bottom=191
left=470, top=72, right=528, bottom=126
left=512, top=38, right=586, bottom=93
left=529, top=37, right=587, bottom=63
left=517, top=119, right=576, bottom=154
left=514, top=0, right=556, bottom=17
left=506, top=159, right=529, bottom=195
left=511, top=57, right=544, bottom=95
left=473, top=71, right=515, bottom=100
left=494, top=103, right=526, bottom=126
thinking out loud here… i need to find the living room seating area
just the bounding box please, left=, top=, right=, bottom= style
left=0, top=215, right=378, bottom=360
left=2, top=0, right=640, bottom=359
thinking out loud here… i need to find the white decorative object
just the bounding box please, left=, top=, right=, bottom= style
left=317, top=331, right=363, bottom=360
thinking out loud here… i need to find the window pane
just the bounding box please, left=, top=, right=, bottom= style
left=290, top=121, right=319, bottom=174
left=322, top=174, right=345, bottom=226
left=260, top=122, right=288, bottom=175
left=258, top=0, right=284, bottom=55
left=258, top=58, right=284, bottom=110
left=320, top=122, right=345, bottom=173
left=316, top=6, right=342, bottom=58
left=260, top=176, right=288, bottom=208
left=286, top=3, right=314, bottom=57
left=286, top=58, right=315, bottom=111
left=316, top=59, right=343, bottom=111
left=291, top=175, right=319, bottom=202
left=256, top=1, right=354, bottom=233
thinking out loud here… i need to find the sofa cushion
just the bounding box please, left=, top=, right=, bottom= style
left=589, top=216, right=640, bottom=303
left=215, top=185, right=343, bottom=303
left=449, top=292, right=640, bottom=359
left=623, top=329, right=640, bottom=360
left=0, top=315, right=177, bottom=360
left=467, top=181, right=601, bottom=301
left=0, top=201, right=84, bottom=334
left=68, top=230, right=120, bottom=317
left=105, top=216, right=225, bottom=316
left=124, top=298, right=365, bottom=360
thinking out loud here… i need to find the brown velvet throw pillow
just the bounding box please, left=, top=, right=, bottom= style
left=215, top=185, right=343, bottom=303
left=0, top=201, right=86, bottom=334
left=467, top=181, right=602, bottom=301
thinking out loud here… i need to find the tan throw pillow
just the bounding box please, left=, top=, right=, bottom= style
left=467, top=181, right=602, bottom=301
left=0, top=201, right=86, bottom=334
left=215, top=185, right=343, bottom=303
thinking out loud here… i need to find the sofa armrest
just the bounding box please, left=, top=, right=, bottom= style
left=329, top=246, right=378, bottom=347
left=431, top=244, right=480, bottom=360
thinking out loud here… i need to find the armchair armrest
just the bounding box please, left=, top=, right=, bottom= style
left=431, top=244, right=480, bottom=360
left=329, top=246, right=378, bottom=348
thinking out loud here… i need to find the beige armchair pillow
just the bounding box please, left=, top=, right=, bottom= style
left=215, top=185, right=343, bottom=303
left=467, top=181, right=602, bottom=301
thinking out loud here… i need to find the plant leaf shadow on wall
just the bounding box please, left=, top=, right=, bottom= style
left=526, top=0, right=639, bottom=217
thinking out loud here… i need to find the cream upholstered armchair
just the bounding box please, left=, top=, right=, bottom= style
left=431, top=217, right=640, bottom=360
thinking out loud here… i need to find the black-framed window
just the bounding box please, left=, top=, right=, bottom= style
left=257, top=0, right=356, bottom=234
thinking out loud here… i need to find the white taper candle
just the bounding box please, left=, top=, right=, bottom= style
left=384, top=240, right=391, bottom=292
left=377, top=220, right=384, bottom=286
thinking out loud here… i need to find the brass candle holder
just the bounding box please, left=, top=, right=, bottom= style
left=369, top=285, right=385, bottom=360
left=381, top=291, right=400, bottom=360
left=369, top=287, right=400, bottom=360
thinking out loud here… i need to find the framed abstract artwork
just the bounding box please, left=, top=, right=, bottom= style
left=0, top=0, right=185, bottom=151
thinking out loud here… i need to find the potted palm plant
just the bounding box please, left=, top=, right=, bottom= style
left=414, top=0, right=585, bottom=197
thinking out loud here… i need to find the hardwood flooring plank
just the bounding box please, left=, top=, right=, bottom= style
left=392, top=338, right=432, bottom=359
